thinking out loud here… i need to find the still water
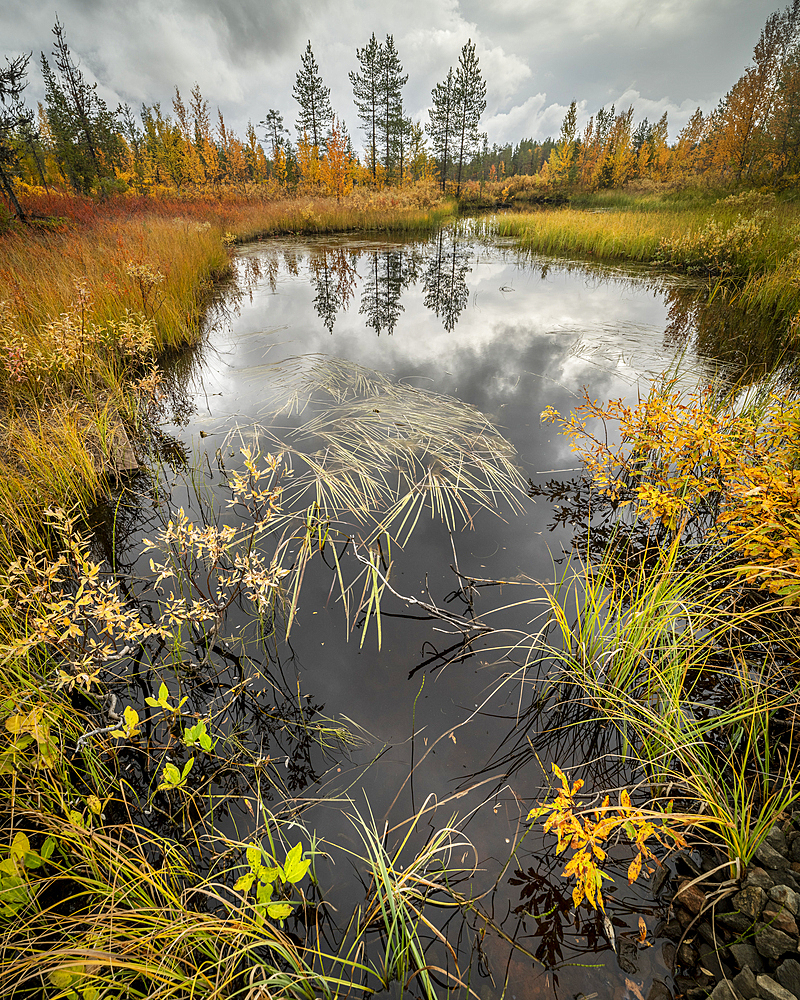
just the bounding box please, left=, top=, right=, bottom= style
left=111, top=222, right=783, bottom=1000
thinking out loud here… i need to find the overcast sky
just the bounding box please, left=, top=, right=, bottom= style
left=1, top=0, right=782, bottom=151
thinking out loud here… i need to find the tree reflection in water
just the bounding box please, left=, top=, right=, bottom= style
left=422, top=228, right=472, bottom=333
left=359, top=246, right=423, bottom=335
left=309, top=245, right=359, bottom=332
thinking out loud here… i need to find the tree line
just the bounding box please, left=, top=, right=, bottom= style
left=2, top=3, right=800, bottom=219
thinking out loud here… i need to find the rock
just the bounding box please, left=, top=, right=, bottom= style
left=718, top=911, right=756, bottom=934
left=709, top=981, right=741, bottom=1000
left=108, top=424, right=139, bottom=475
left=646, top=981, right=672, bottom=1000
left=745, top=868, right=775, bottom=891
left=790, top=840, right=800, bottom=864
left=677, top=905, right=697, bottom=929
left=685, top=990, right=709, bottom=1000
left=679, top=942, right=700, bottom=967
left=662, top=941, right=677, bottom=971
left=663, top=918, right=683, bottom=940
left=652, top=862, right=670, bottom=895
left=728, top=941, right=764, bottom=973
left=757, top=843, right=792, bottom=871
left=698, top=920, right=721, bottom=947
left=776, top=958, right=800, bottom=998
left=767, top=826, right=790, bottom=857
left=754, top=923, right=798, bottom=960
left=733, top=885, right=768, bottom=919
left=733, top=966, right=760, bottom=999
left=770, top=886, right=800, bottom=917
left=699, top=941, right=732, bottom=982
left=756, top=974, right=797, bottom=1000
left=674, top=975, right=698, bottom=996
left=764, top=903, right=800, bottom=937
left=677, top=880, right=708, bottom=915
left=617, top=936, right=638, bottom=974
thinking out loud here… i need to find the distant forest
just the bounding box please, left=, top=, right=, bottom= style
left=1, top=2, right=800, bottom=215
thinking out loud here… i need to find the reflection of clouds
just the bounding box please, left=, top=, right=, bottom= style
left=188, top=236, right=714, bottom=475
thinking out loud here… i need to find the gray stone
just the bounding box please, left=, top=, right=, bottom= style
left=755, top=842, right=791, bottom=871
left=734, top=886, right=768, bottom=919
left=617, top=936, right=638, bottom=974
left=699, top=941, right=732, bottom=982
left=746, top=869, right=776, bottom=891
left=677, top=880, right=708, bottom=914
left=729, top=941, right=764, bottom=973
left=754, top=923, right=798, bottom=959
left=776, top=958, right=800, bottom=998
left=709, top=981, right=741, bottom=1000
left=699, top=919, right=722, bottom=948
left=767, top=826, right=790, bottom=857
left=652, top=862, right=670, bottom=894
left=770, top=886, right=800, bottom=917
left=784, top=871, right=800, bottom=893
left=733, top=966, right=760, bottom=999
left=646, top=981, right=672, bottom=1000
left=679, top=942, right=699, bottom=967
left=756, top=974, right=797, bottom=1000
left=719, top=911, right=756, bottom=934
left=791, top=840, right=800, bottom=864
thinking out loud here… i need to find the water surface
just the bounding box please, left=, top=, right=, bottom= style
left=113, top=223, right=783, bottom=1000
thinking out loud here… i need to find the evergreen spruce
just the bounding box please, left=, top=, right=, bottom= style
left=292, top=41, right=334, bottom=149
left=41, top=17, right=120, bottom=192
left=261, top=108, right=288, bottom=159
left=0, top=53, right=30, bottom=220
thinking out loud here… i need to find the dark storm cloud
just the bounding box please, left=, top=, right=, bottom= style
left=0, top=0, right=786, bottom=145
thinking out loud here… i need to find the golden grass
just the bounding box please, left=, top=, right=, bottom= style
left=0, top=185, right=455, bottom=558
left=488, top=192, right=800, bottom=323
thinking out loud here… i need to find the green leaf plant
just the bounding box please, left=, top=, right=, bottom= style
left=157, top=756, right=194, bottom=792
left=233, top=840, right=311, bottom=925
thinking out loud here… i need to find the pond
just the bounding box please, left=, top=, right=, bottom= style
left=99, top=220, right=787, bottom=1000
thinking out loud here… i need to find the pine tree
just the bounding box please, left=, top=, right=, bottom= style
left=292, top=41, right=334, bottom=149
left=378, top=35, right=407, bottom=178
left=452, top=40, right=486, bottom=195
left=428, top=67, right=455, bottom=192
left=0, top=53, right=30, bottom=220
left=260, top=109, right=288, bottom=160
left=350, top=33, right=381, bottom=178
left=43, top=16, right=121, bottom=191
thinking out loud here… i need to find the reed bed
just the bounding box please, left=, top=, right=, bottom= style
left=487, top=190, right=800, bottom=326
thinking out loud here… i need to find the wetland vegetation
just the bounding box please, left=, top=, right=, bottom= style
left=2, top=4, right=800, bottom=1000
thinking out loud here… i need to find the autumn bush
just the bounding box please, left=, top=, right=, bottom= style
left=542, top=376, right=800, bottom=602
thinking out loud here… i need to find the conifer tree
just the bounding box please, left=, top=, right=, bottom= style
left=292, top=41, right=334, bottom=149
left=261, top=109, right=288, bottom=159
left=350, top=33, right=381, bottom=177
left=428, top=67, right=455, bottom=192
left=452, top=40, right=486, bottom=195
left=0, top=53, right=30, bottom=220
left=41, top=17, right=121, bottom=191
left=378, top=35, right=407, bottom=178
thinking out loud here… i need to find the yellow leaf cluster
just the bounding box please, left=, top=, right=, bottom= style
left=544, top=382, right=800, bottom=602
left=528, top=764, right=687, bottom=912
